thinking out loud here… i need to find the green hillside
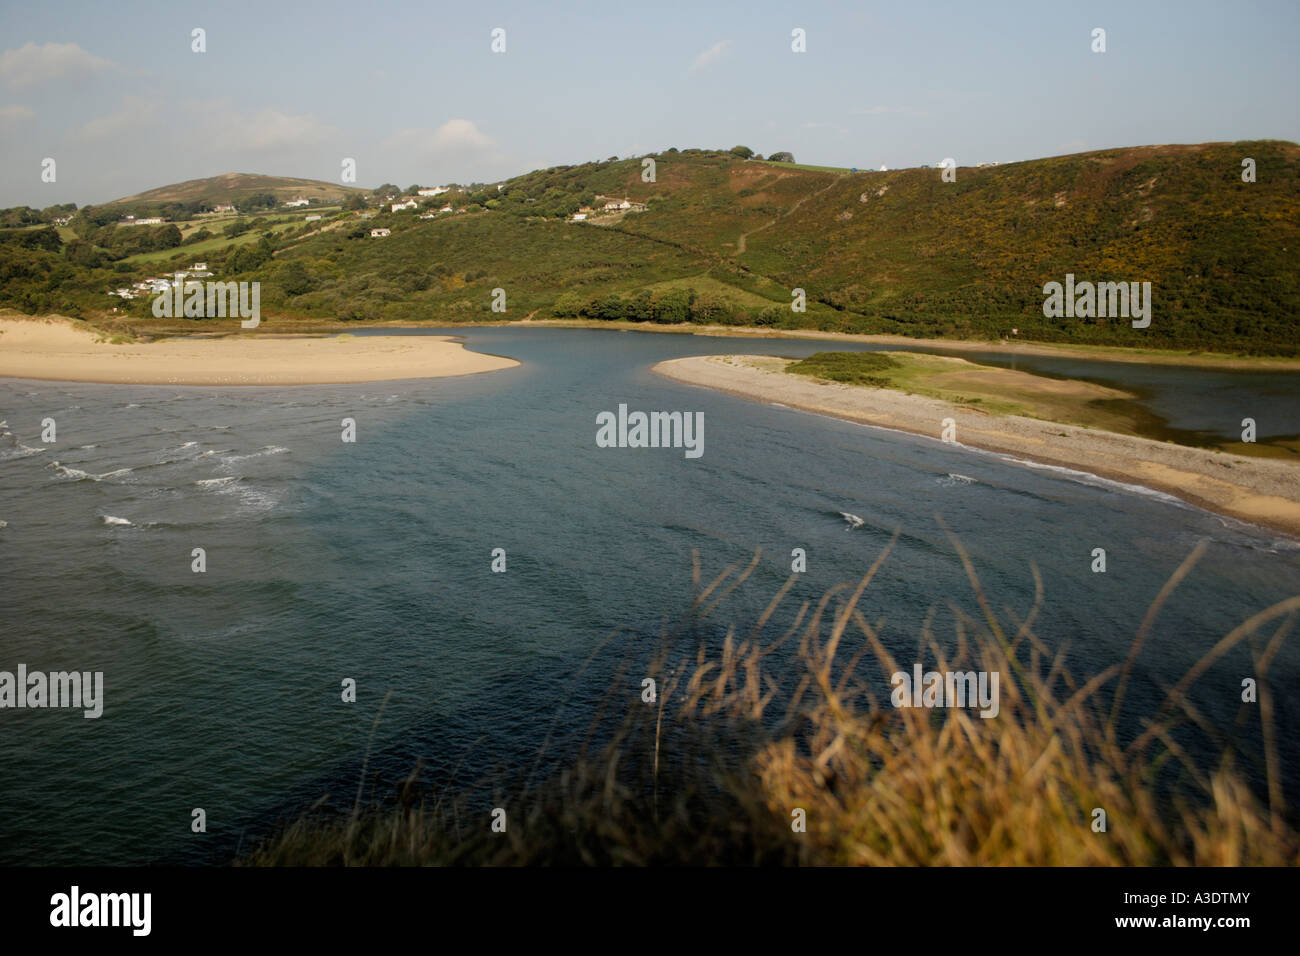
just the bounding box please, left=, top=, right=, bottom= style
left=2, top=142, right=1296, bottom=354
left=103, top=173, right=366, bottom=207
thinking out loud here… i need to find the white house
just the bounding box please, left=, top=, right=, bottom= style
left=570, top=213, right=587, bottom=222
left=602, top=199, right=631, bottom=211
left=370, top=228, right=391, bottom=237
left=305, top=214, right=322, bottom=222
left=192, top=262, right=207, bottom=271
left=391, top=199, right=418, bottom=212
left=284, top=198, right=310, bottom=208
left=213, top=204, right=236, bottom=213
left=439, top=205, right=453, bottom=213
left=417, top=186, right=449, bottom=197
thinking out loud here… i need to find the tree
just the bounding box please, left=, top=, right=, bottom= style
left=652, top=288, right=692, bottom=324
left=730, top=145, right=754, bottom=159
left=769, top=151, right=795, bottom=163
left=153, top=224, right=182, bottom=249
left=345, top=194, right=367, bottom=211
left=551, top=292, right=585, bottom=317
left=279, top=260, right=313, bottom=296
left=690, top=291, right=728, bottom=324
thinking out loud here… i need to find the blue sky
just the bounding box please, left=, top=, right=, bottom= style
left=1, top=0, right=1296, bottom=206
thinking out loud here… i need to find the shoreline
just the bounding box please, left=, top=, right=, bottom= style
left=508, top=318, right=1300, bottom=371
left=653, top=354, right=1300, bottom=539
left=37, top=309, right=1300, bottom=371
left=0, top=315, right=519, bottom=386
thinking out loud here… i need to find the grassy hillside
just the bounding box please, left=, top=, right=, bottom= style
left=103, top=172, right=366, bottom=207
left=740, top=141, right=1300, bottom=349
left=2, top=142, right=1296, bottom=353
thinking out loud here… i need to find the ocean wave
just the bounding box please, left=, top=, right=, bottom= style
left=0, top=442, right=43, bottom=460
left=936, top=473, right=977, bottom=487
left=220, top=445, right=289, bottom=464
left=194, top=476, right=238, bottom=488
left=1003, top=455, right=1185, bottom=504
left=49, top=461, right=133, bottom=481
left=99, top=515, right=132, bottom=526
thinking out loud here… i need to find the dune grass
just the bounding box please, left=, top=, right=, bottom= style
left=241, top=533, right=1299, bottom=866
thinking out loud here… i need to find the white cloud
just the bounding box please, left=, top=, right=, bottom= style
left=0, top=42, right=114, bottom=89
left=184, top=100, right=339, bottom=152
left=0, top=104, right=35, bottom=131
left=383, top=119, right=494, bottom=161
left=72, top=96, right=159, bottom=142
left=688, top=40, right=729, bottom=74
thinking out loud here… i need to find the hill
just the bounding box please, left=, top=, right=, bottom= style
left=103, top=173, right=366, bottom=207
left=3, top=141, right=1297, bottom=354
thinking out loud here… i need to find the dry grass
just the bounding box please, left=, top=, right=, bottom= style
left=241, top=532, right=1299, bottom=866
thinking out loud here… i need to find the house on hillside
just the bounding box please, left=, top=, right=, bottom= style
left=213, top=203, right=236, bottom=213
left=595, top=196, right=645, bottom=213
left=439, top=205, right=453, bottom=213
left=391, top=199, right=418, bottom=212
left=305, top=214, right=322, bottom=221
left=370, top=228, right=391, bottom=237
left=284, top=198, right=310, bottom=208
left=417, top=186, right=449, bottom=197
left=569, top=213, right=587, bottom=222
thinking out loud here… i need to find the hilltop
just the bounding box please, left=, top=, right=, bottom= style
left=2, top=141, right=1297, bottom=354
left=103, top=173, right=367, bottom=208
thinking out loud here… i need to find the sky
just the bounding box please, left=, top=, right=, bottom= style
left=0, top=0, right=1296, bottom=207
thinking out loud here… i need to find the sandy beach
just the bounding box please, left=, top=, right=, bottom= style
left=654, top=354, right=1300, bottom=538
left=0, top=316, right=518, bottom=385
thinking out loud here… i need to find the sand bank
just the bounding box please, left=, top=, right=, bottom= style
left=0, top=316, right=518, bottom=385
left=654, top=354, right=1300, bottom=538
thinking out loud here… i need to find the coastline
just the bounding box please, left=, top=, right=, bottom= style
left=653, top=354, right=1300, bottom=538
left=0, top=315, right=519, bottom=386
left=510, top=318, right=1300, bottom=371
